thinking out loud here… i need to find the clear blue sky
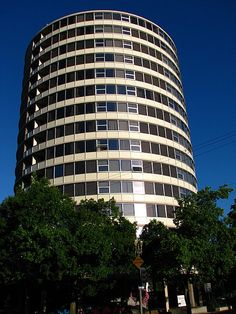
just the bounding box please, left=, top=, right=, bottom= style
left=0, top=0, right=235, bottom=212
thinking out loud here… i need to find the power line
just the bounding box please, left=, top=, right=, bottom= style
left=193, top=130, right=236, bottom=151
left=194, top=139, right=236, bottom=157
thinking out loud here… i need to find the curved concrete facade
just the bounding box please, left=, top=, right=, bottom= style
left=15, top=10, right=197, bottom=230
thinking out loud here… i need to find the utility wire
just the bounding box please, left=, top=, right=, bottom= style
left=194, top=138, right=236, bottom=157
left=193, top=130, right=236, bottom=150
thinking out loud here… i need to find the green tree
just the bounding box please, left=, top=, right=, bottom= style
left=0, top=176, right=78, bottom=312
left=140, top=186, right=235, bottom=313
left=73, top=198, right=137, bottom=304
left=0, top=178, right=137, bottom=312
left=141, top=221, right=179, bottom=286
left=174, top=186, right=235, bottom=285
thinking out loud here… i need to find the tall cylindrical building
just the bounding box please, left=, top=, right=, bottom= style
left=15, top=10, right=197, bottom=230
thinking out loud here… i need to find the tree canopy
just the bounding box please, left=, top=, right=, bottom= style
left=140, top=186, right=236, bottom=310
left=0, top=177, right=137, bottom=312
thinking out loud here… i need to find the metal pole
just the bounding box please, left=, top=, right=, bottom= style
left=139, top=286, right=143, bottom=314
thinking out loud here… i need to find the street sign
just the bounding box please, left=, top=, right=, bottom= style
left=133, top=256, right=144, bottom=269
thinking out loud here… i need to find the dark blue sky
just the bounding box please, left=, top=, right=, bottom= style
left=0, top=0, right=235, bottom=212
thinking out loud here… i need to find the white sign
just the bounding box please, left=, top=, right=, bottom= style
left=177, top=295, right=186, bottom=307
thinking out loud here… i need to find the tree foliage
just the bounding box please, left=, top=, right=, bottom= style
left=0, top=177, right=137, bottom=311
left=174, top=186, right=235, bottom=284
left=141, top=186, right=236, bottom=290
left=0, top=176, right=77, bottom=284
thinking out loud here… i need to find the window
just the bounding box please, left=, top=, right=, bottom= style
left=86, top=140, right=96, bottom=152
left=147, top=204, right=156, bottom=217
left=123, top=41, right=132, bottom=49
left=155, top=183, right=164, bottom=195
left=46, top=167, right=53, bottom=179
left=124, top=55, right=134, bottom=64
left=122, top=27, right=131, bottom=35
left=126, top=86, right=136, bottom=95
left=86, top=121, right=96, bottom=132
left=117, top=85, right=126, bottom=95
left=105, top=53, right=114, bottom=61
left=113, top=12, right=121, bottom=20
left=122, top=181, right=133, bottom=193
left=108, top=120, right=118, bottom=130
left=47, top=147, right=54, bottom=159
left=95, top=39, right=104, bottom=47
left=145, top=182, right=154, bottom=194
left=170, top=165, right=177, bottom=178
left=65, top=123, right=74, bottom=136
left=129, top=121, right=139, bottom=132
left=130, top=140, right=141, bottom=151
left=108, top=139, right=119, bottom=150
left=106, top=69, right=115, bottom=77
left=55, top=164, right=63, bottom=178
left=96, top=69, right=105, bottom=77
left=177, top=169, right=185, bottom=180
left=95, top=12, right=103, bottom=19
left=86, top=182, right=97, bottom=195
left=125, top=70, right=135, bottom=79
left=133, top=181, right=145, bottom=194
left=47, top=128, right=55, bottom=140
left=96, top=53, right=105, bottom=62
left=96, top=102, right=107, bottom=112
left=65, top=163, right=74, bottom=176
left=98, top=181, right=109, bottom=193
left=56, top=125, right=64, bottom=138
left=64, top=184, right=74, bottom=197
left=141, top=141, right=150, bottom=153
left=115, top=54, right=124, bottom=62
left=113, top=25, right=121, bottom=33
left=97, top=139, right=108, bottom=151
left=105, top=39, right=113, bottom=47
left=162, top=164, right=170, bottom=176
left=98, top=160, right=108, bottom=171
left=106, top=85, right=116, bottom=94
left=109, top=160, right=120, bottom=171
left=157, top=205, right=166, bottom=217
left=55, top=144, right=63, bottom=157
left=166, top=205, right=175, bottom=218
left=122, top=203, right=134, bottom=216
left=153, top=162, right=161, bottom=174
left=75, top=161, right=85, bottom=174
left=121, top=14, right=130, bottom=22
left=131, top=160, right=143, bottom=172
left=86, top=160, right=96, bottom=173
left=110, top=181, right=121, bottom=193
left=75, top=182, right=85, bottom=196
left=121, top=160, right=131, bottom=171
left=66, top=106, right=74, bottom=117
left=173, top=131, right=179, bottom=142
left=95, top=25, right=104, bottom=33
left=97, top=120, right=107, bottom=130
left=164, top=184, right=172, bottom=196
left=128, top=103, right=138, bottom=113
left=107, top=102, right=117, bottom=111
left=65, top=143, right=74, bottom=155
left=180, top=187, right=187, bottom=198
left=175, top=150, right=181, bottom=161
left=171, top=115, right=177, bottom=126
left=96, top=85, right=106, bottom=94
left=104, top=25, right=112, bottom=33
left=119, top=120, right=128, bottom=131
